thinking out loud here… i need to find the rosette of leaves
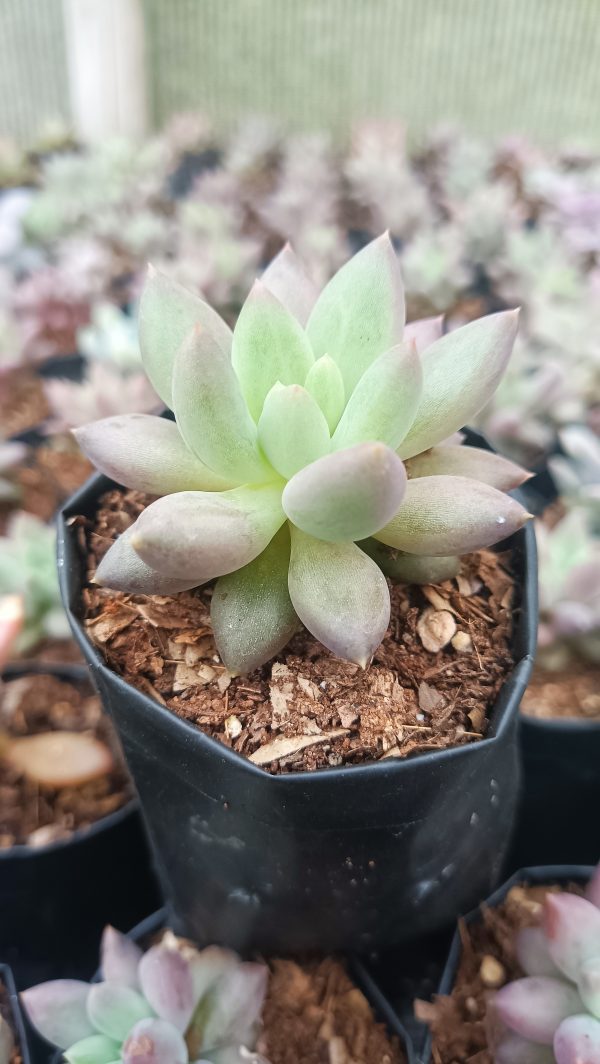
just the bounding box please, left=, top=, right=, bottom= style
left=22, top=925, right=268, bottom=1063
left=0, top=512, right=70, bottom=653
left=76, top=235, right=532, bottom=676
left=493, top=866, right=600, bottom=1063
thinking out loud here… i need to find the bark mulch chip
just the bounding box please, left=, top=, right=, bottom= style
left=77, top=488, right=517, bottom=774
left=0, top=672, right=131, bottom=847
left=522, top=662, right=600, bottom=721
left=416, top=882, right=578, bottom=1064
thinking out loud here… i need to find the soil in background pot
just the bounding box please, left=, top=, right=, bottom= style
left=0, top=438, right=92, bottom=533
left=0, top=671, right=131, bottom=846
left=0, top=369, right=49, bottom=439
left=522, top=662, right=600, bottom=721
left=75, top=487, right=517, bottom=774
left=417, top=880, right=582, bottom=1063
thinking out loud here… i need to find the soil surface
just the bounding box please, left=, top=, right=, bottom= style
left=0, top=672, right=131, bottom=847
left=522, top=663, right=600, bottom=721
left=258, top=957, right=405, bottom=1064
left=0, top=368, right=49, bottom=438
left=78, top=488, right=516, bottom=774
left=0, top=439, right=92, bottom=532
left=0, top=980, right=21, bottom=1064
left=416, top=881, right=579, bottom=1064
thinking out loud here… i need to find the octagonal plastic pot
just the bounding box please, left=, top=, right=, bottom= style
left=57, top=432, right=537, bottom=955
left=0, top=663, right=161, bottom=987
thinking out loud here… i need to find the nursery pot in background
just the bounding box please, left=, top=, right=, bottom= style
left=58, top=431, right=537, bottom=955
left=421, top=864, right=595, bottom=1064
left=0, top=664, right=161, bottom=988
left=509, top=714, right=600, bottom=870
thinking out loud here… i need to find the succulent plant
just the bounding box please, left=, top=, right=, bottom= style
left=0, top=512, right=70, bottom=653
left=536, top=508, right=600, bottom=668
left=11, top=264, right=91, bottom=362
left=399, top=225, right=472, bottom=312
left=493, top=867, right=600, bottom=1063
left=77, top=304, right=143, bottom=372
left=549, top=426, right=600, bottom=527
left=75, top=234, right=531, bottom=676
left=22, top=924, right=268, bottom=1064
left=344, top=121, right=430, bottom=240
left=44, top=363, right=159, bottom=432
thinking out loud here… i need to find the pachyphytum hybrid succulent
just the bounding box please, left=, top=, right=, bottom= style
left=0, top=512, right=70, bottom=653
left=22, top=925, right=268, bottom=1064
left=493, top=865, right=600, bottom=1063
left=75, top=235, right=532, bottom=676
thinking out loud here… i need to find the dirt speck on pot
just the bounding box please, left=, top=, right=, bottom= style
left=76, top=487, right=517, bottom=774
left=522, top=663, right=600, bottom=720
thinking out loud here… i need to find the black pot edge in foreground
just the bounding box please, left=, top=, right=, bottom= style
left=57, top=428, right=538, bottom=953
left=0, top=662, right=161, bottom=987
left=44, top=908, right=416, bottom=1064
left=420, top=864, right=595, bottom=1064
left=0, top=963, right=32, bottom=1064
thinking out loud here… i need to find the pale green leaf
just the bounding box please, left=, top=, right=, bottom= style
left=358, top=539, right=460, bottom=584
left=94, top=526, right=208, bottom=595
left=397, top=310, right=519, bottom=460
left=231, top=281, right=314, bottom=420
left=211, top=526, right=298, bottom=675
left=304, top=355, right=346, bottom=433
left=306, top=233, right=405, bottom=394
left=405, top=444, right=531, bottom=490
left=258, top=384, right=330, bottom=478
left=332, top=342, right=422, bottom=451
left=288, top=528, right=390, bottom=666
left=139, top=266, right=232, bottom=408
left=261, top=243, right=319, bottom=326
left=86, top=984, right=153, bottom=1042
left=65, top=1035, right=121, bottom=1064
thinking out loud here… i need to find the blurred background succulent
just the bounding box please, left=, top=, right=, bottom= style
left=536, top=508, right=600, bottom=669
left=0, top=511, right=69, bottom=654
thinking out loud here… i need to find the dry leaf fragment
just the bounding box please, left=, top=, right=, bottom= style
left=135, top=602, right=186, bottom=628
left=338, top=705, right=359, bottom=729
left=86, top=605, right=136, bottom=644
left=417, top=608, right=457, bottom=652
left=173, top=661, right=216, bottom=692
left=249, top=729, right=349, bottom=766
left=418, top=681, right=446, bottom=713
left=296, top=675, right=321, bottom=700
left=422, top=586, right=457, bottom=614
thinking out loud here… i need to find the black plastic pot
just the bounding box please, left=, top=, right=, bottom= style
left=57, top=430, right=537, bottom=954
left=44, top=908, right=414, bottom=1064
left=0, top=963, right=31, bottom=1064
left=420, top=864, right=595, bottom=1064
left=509, top=714, right=600, bottom=870
left=36, top=353, right=85, bottom=383
left=0, top=663, right=161, bottom=987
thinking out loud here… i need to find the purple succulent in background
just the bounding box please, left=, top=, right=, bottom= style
left=22, top=926, right=269, bottom=1064
left=344, top=120, right=430, bottom=239
left=493, top=866, right=600, bottom=1063
left=43, top=363, right=159, bottom=433
left=11, top=264, right=91, bottom=362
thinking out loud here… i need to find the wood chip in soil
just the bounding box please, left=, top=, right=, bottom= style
left=0, top=673, right=132, bottom=847
left=257, top=956, right=405, bottom=1064
left=522, top=663, right=600, bottom=721
left=78, top=488, right=517, bottom=775
left=415, top=881, right=581, bottom=1064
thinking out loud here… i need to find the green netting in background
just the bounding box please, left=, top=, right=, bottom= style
left=2, top=0, right=600, bottom=146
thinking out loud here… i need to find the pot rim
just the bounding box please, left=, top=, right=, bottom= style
left=57, top=428, right=537, bottom=786
left=520, top=711, right=600, bottom=733
left=0, top=661, right=138, bottom=859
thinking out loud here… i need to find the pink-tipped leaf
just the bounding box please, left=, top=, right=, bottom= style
left=375, top=475, right=531, bottom=556
left=544, top=893, right=600, bottom=981
left=101, top=926, right=142, bottom=990
left=331, top=342, right=422, bottom=452
left=95, top=525, right=208, bottom=595
left=554, top=1015, right=600, bottom=1064
left=138, top=943, right=195, bottom=1032
left=122, top=1018, right=188, bottom=1064
left=0, top=594, right=24, bottom=669
left=494, top=977, right=583, bottom=1045
left=403, top=315, right=444, bottom=353
left=21, top=981, right=95, bottom=1048
left=405, top=445, right=530, bottom=491
left=200, top=962, right=269, bottom=1052
left=260, top=243, right=319, bottom=326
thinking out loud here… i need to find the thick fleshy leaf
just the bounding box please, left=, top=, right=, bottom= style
left=332, top=342, right=421, bottom=452
left=375, top=475, right=531, bottom=556
left=101, top=926, right=142, bottom=990
left=21, top=981, right=95, bottom=1049
left=260, top=243, right=319, bottom=326
left=258, top=384, right=330, bottom=478
left=86, top=983, right=153, bottom=1042
left=403, top=315, right=444, bottom=353
left=494, top=1033, right=555, bottom=1063
left=578, top=957, right=600, bottom=1018
left=516, top=927, right=560, bottom=978
left=139, top=266, right=232, bottom=408
left=173, top=324, right=271, bottom=484
left=307, top=233, right=405, bottom=394
left=75, top=415, right=234, bottom=494
left=358, top=539, right=460, bottom=585
left=397, top=310, right=519, bottom=460
left=200, top=963, right=268, bottom=1052
left=211, top=526, right=298, bottom=675
left=405, top=445, right=531, bottom=491
left=586, top=865, right=600, bottom=910
left=495, top=977, right=583, bottom=1044
left=138, top=943, right=195, bottom=1032
left=231, top=281, right=314, bottom=421
left=543, top=894, right=600, bottom=981
left=283, top=443, right=406, bottom=543
left=554, top=1015, right=600, bottom=1064
left=304, top=355, right=346, bottom=433
left=95, top=525, right=207, bottom=595
left=64, top=1035, right=121, bottom=1064
left=130, top=485, right=285, bottom=581
left=122, top=1018, right=188, bottom=1064
left=288, top=529, right=390, bottom=667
